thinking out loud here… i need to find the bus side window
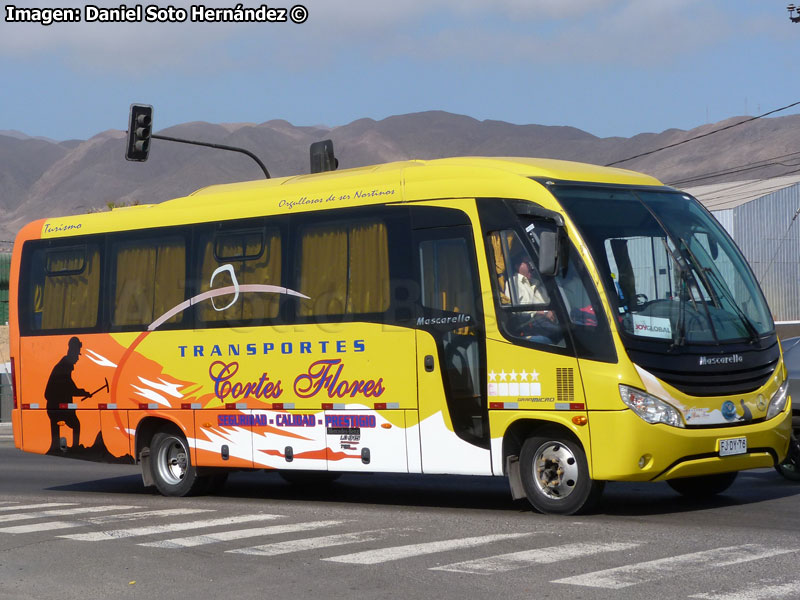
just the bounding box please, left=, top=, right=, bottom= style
left=33, top=245, right=101, bottom=331
left=112, top=237, right=186, bottom=328
left=296, top=219, right=390, bottom=319
left=197, top=228, right=281, bottom=324
left=487, top=229, right=564, bottom=348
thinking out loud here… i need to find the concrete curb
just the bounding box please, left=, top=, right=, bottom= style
left=0, top=422, right=12, bottom=439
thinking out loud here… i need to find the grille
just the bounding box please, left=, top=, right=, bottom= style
left=557, top=368, right=575, bottom=403
left=644, top=360, right=777, bottom=397
left=626, top=340, right=780, bottom=397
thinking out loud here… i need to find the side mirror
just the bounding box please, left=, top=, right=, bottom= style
left=538, top=230, right=561, bottom=277
left=709, top=238, right=719, bottom=260
left=310, top=139, right=338, bottom=173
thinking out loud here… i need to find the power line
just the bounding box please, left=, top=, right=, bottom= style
left=605, top=100, right=800, bottom=167
left=666, top=150, right=800, bottom=186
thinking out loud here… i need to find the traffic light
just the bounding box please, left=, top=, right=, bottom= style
left=125, top=104, right=153, bottom=161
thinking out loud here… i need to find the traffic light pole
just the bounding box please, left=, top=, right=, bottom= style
left=151, top=133, right=271, bottom=179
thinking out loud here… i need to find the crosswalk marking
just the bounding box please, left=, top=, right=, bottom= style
left=140, top=520, right=345, bottom=549
left=553, top=544, right=797, bottom=589
left=0, top=521, right=85, bottom=534
left=229, top=528, right=400, bottom=557
left=431, top=541, right=642, bottom=574
left=689, top=581, right=800, bottom=600
left=60, top=513, right=285, bottom=541
left=323, top=533, right=532, bottom=565
left=0, top=503, right=76, bottom=513
left=0, top=505, right=137, bottom=523
left=84, top=508, right=213, bottom=525
left=0, top=508, right=213, bottom=534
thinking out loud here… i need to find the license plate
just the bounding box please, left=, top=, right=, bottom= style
left=719, top=437, right=747, bottom=457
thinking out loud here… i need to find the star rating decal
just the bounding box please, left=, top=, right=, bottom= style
left=487, top=366, right=544, bottom=397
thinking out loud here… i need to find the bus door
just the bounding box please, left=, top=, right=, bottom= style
left=482, top=209, right=613, bottom=474
left=413, top=220, right=492, bottom=475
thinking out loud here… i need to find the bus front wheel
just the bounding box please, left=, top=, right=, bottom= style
left=519, top=431, right=604, bottom=515
left=148, top=431, right=208, bottom=497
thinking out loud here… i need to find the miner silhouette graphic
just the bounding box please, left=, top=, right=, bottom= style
left=45, top=336, right=89, bottom=452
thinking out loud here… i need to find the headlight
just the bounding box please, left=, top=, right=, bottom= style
left=619, top=384, right=684, bottom=428
left=766, top=379, right=789, bottom=420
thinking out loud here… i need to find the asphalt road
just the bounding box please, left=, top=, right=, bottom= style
left=2, top=426, right=800, bottom=600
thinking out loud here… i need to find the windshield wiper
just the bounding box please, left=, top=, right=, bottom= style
left=680, top=238, right=759, bottom=345
left=699, top=261, right=760, bottom=345
left=660, top=238, right=690, bottom=347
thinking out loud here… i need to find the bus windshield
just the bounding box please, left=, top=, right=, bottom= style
left=553, top=185, right=774, bottom=345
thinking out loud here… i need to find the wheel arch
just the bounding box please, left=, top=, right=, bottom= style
left=135, top=416, right=189, bottom=488
left=502, top=417, right=586, bottom=470
left=135, top=416, right=187, bottom=462
left=500, top=416, right=591, bottom=500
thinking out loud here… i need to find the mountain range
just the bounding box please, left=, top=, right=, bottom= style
left=2, top=110, right=799, bottom=250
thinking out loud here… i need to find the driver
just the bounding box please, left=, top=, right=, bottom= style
left=506, top=260, right=560, bottom=343
left=508, top=260, right=547, bottom=305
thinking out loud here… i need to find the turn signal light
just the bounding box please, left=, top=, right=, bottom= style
left=572, top=415, right=588, bottom=426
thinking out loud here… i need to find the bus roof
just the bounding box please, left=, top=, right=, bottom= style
left=29, top=156, right=664, bottom=240
left=189, top=156, right=661, bottom=195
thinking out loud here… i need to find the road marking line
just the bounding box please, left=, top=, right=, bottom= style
left=0, top=521, right=79, bottom=534
left=0, top=505, right=137, bottom=523
left=0, top=503, right=76, bottom=513
left=0, top=508, right=214, bottom=534
left=689, top=581, right=800, bottom=600
left=432, top=541, right=642, bottom=574
left=60, top=514, right=285, bottom=541
left=85, top=508, right=214, bottom=525
left=229, top=528, right=399, bottom=557
left=323, top=533, right=531, bottom=565
left=141, top=520, right=345, bottom=549
left=553, top=544, right=797, bottom=589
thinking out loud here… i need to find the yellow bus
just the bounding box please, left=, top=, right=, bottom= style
left=7, top=157, right=791, bottom=514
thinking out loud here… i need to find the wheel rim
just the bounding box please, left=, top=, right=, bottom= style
left=532, top=441, right=579, bottom=500
left=156, top=436, right=188, bottom=486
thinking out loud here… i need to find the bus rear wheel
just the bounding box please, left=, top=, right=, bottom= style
left=666, top=471, right=738, bottom=498
left=149, top=431, right=208, bottom=497
left=519, top=431, right=604, bottom=515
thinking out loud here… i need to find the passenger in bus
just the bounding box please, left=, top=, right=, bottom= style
left=44, top=336, right=90, bottom=452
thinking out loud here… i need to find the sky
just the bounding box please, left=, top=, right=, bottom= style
left=1, top=0, right=799, bottom=141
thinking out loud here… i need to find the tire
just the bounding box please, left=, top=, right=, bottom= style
left=278, top=470, right=342, bottom=486
left=519, top=430, right=604, bottom=515
left=775, top=415, right=800, bottom=481
left=776, top=453, right=800, bottom=481
left=148, top=431, right=208, bottom=497
left=666, top=471, right=738, bottom=498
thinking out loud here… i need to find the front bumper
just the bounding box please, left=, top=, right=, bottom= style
left=588, top=400, right=792, bottom=482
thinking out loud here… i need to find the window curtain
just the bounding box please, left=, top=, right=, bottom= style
left=113, top=240, right=185, bottom=326
left=199, top=230, right=281, bottom=322
left=42, top=248, right=100, bottom=329
left=347, top=222, right=389, bottom=314
left=298, top=221, right=389, bottom=317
